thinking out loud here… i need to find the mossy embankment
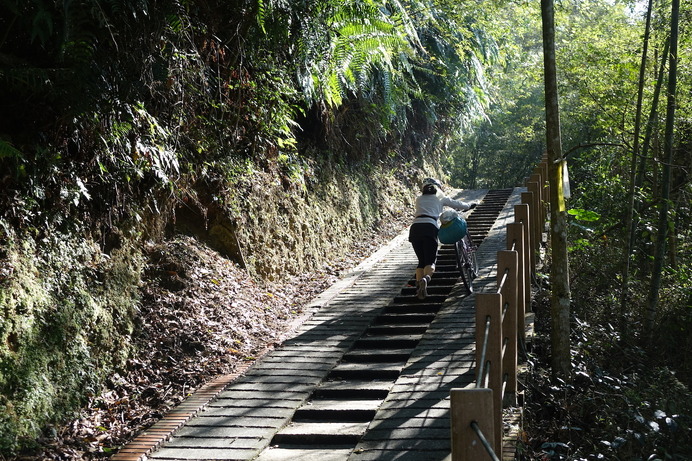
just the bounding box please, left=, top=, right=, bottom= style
left=0, top=157, right=432, bottom=455
left=0, top=227, right=141, bottom=452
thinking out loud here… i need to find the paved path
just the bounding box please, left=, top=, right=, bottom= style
left=115, top=188, right=523, bottom=461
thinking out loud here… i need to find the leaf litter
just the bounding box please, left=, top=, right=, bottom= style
left=22, top=215, right=409, bottom=460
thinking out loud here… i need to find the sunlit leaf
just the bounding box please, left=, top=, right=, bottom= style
left=568, top=208, right=601, bottom=222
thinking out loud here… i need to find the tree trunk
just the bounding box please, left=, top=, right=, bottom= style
left=635, top=39, right=670, bottom=190
left=620, top=0, right=653, bottom=336
left=541, top=0, right=571, bottom=379
left=646, top=0, right=679, bottom=335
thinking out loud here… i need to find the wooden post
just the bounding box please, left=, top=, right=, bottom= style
left=498, top=250, right=518, bottom=406
left=527, top=181, right=542, bottom=253
left=475, top=293, right=503, bottom=450
left=519, top=193, right=536, bottom=273
left=451, top=389, right=497, bottom=460
left=514, top=204, right=533, bottom=309
left=507, top=222, right=526, bottom=343
left=530, top=173, right=546, bottom=225
left=537, top=160, right=551, bottom=225
left=541, top=161, right=549, bottom=185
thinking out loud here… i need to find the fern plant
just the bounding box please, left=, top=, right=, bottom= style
left=0, top=138, right=23, bottom=160
left=307, top=1, right=418, bottom=113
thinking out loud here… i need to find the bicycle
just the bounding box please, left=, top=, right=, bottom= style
left=439, top=210, right=479, bottom=295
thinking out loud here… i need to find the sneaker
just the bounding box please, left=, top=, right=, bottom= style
left=417, top=277, right=428, bottom=300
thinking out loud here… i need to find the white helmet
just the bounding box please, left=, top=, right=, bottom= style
left=421, top=177, right=442, bottom=193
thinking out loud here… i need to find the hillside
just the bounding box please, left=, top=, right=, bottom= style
left=1, top=2, right=458, bottom=453
left=11, top=206, right=411, bottom=459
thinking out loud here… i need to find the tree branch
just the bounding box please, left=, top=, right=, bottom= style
left=565, top=142, right=624, bottom=158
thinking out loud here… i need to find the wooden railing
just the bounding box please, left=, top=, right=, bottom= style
left=451, top=159, right=548, bottom=460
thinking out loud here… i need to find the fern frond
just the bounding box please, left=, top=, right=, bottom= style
left=257, top=0, right=267, bottom=33
left=0, top=138, right=24, bottom=160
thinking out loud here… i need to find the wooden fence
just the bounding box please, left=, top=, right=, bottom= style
left=450, top=159, right=548, bottom=460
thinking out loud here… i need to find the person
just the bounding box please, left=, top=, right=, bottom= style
left=408, top=178, right=477, bottom=299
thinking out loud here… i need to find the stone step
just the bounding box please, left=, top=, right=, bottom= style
left=375, top=313, right=436, bottom=324
left=366, top=324, right=429, bottom=335
left=272, top=421, right=370, bottom=445
left=393, top=294, right=447, bottom=304
left=400, top=286, right=454, bottom=296
left=341, top=348, right=412, bottom=363
left=406, top=277, right=458, bottom=287
left=256, top=447, right=354, bottom=461
left=293, top=399, right=382, bottom=421
left=383, top=303, right=442, bottom=314
left=313, top=380, right=392, bottom=399
left=353, top=334, right=422, bottom=349
left=328, top=362, right=403, bottom=380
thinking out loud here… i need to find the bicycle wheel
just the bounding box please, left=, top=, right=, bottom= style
left=468, top=247, right=479, bottom=279
left=465, top=231, right=480, bottom=276
left=456, top=239, right=472, bottom=295
left=462, top=234, right=480, bottom=293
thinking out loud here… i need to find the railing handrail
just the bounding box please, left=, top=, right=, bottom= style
left=470, top=421, right=502, bottom=461
left=476, top=315, right=492, bottom=389
left=451, top=159, right=549, bottom=461
left=497, top=267, right=510, bottom=293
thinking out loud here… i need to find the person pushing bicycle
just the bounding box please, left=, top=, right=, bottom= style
left=408, top=178, right=477, bottom=300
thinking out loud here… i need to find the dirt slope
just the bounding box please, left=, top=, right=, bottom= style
left=24, top=215, right=410, bottom=460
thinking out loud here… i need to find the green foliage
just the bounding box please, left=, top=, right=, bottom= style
left=501, top=7, right=692, bottom=457
left=568, top=208, right=601, bottom=222
left=99, top=102, right=179, bottom=185
left=305, top=1, right=415, bottom=109
left=1, top=0, right=504, bottom=220
left=253, top=0, right=500, bottom=162
left=555, top=0, right=643, bottom=149
left=443, top=0, right=544, bottom=189
left=526, top=313, right=692, bottom=459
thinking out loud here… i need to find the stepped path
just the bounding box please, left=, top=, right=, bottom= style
left=112, top=187, right=523, bottom=461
